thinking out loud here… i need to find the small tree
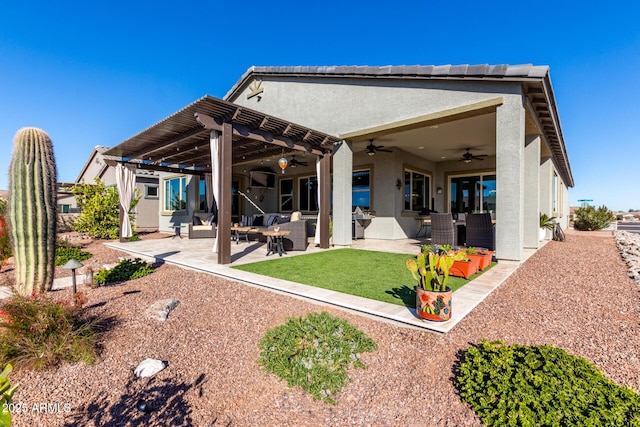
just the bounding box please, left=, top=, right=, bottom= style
left=70, top=178, right=140, bottom=239
left=574, top=205, right=616, bottom=231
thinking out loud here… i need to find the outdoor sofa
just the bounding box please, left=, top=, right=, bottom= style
left=241, top=213, right=308, bottom=251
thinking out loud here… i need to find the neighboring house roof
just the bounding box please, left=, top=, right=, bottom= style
left=75, top=145, right=110, bottom=183
left=225, top=64, right=573, bottom=187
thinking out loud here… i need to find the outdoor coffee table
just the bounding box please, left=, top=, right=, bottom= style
left=230, top=226, right=258, bottom=244
left=262, top=230, right=291, bottom=256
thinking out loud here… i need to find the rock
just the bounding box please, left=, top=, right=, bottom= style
left=134, top=358, right=167, bottom=378
left=145, top=298, right=180, bottom=321
left=615, top=231, right=640, bottom=283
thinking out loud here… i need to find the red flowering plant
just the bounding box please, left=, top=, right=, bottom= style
left=0, top=294, right=99, bottom=369
left=405, top=247, right=467, bottom=292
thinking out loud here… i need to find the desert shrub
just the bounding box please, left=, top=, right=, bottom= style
left=574, top=205, right=616, bottom=231
left=70, top=178, right=140, bottom=239
left=94, top=258, right=153, bottom=286
left=0, top=294, right=100, bottom=369
left=258, top=311, right=378, bottom=404
left=0, top=199, right=10, bottom=265
left=454, top=340, right=640, bottom=426
left=55, top=239, right=92, bottom=266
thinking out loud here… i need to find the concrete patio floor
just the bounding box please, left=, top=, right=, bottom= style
left=105, top=235, right=534, bottom=333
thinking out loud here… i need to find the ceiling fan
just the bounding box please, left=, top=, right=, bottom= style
left=366, top=140, right=393, bottom=156
left=459, top=148, right=487, bottom=163
left=288, top=155, right=308, bottom=168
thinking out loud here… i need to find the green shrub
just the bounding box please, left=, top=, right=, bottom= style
left=70, top=178, right=140, bottom=239
left=94, top=258, right=153, bottom=286
left=0, top=199, right=10, bottom=266
left=0, top=294, right=100, bottom=370
left=55, top=240, right=92, bottom=266
left=454, top=340, right=640, bottom=426
left=0, top=364, right=18, bottom=427
left=574, top=205, right=616, bottom=231
left=258, top=311, right=378, bottom=404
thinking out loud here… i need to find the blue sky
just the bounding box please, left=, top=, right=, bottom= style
left=1, top=1, right=639, bottom=211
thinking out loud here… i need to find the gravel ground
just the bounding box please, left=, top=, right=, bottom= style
left=2, top=229, right=639, bottom=426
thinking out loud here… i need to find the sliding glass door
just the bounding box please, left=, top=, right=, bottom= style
left=449, top=174, right=496, bottom=214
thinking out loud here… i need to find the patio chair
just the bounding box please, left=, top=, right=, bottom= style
left=465, top=213, right=495, bottom=251
left=430, top=213, right=457, bottom=246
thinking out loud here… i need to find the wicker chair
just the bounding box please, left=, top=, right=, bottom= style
left=267, top=220, right=308, bottom=251
left=465, top=213, right=495, bottom=250
left=430, top=213, right=457, bottom=246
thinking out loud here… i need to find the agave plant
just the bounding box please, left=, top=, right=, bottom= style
left=405, top=249, right=467, bottom=292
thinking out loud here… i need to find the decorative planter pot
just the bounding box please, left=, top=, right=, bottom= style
left=416, top=286, right=452, bottom=321
left=466, top=252, right=493, bottom=271
left=449, top=260, right=478, bottom=279
left=539, top=228, right=546, bottom=241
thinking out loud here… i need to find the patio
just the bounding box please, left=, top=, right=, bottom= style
left=105, top=235, right=533, bottom=333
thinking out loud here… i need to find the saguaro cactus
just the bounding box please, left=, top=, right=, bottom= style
left=9, top=127, right=58, bottom=295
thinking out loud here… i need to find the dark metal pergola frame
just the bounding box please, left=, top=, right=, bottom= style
left=104, top=95, right=340, bottom=264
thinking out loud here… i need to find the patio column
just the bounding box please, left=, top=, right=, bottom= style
left=217, top=124, right=232, bottom=264
left=523, top=134, right=541, bottom=249
left=319, top=152, right=331, bottom=249
left=495, top=92, right=525, bottom=261
left=332, top=140, right=352, bottom=246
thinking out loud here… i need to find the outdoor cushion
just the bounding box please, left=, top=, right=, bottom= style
left=191, top=225, right=212, bottom=231
left=266, top=215, right=278, bottom=226
left=205, top=214, right=215, bottom=226
left=276, top=215, right=291, bottom=224
left=253, top=215, right=264, bottom=226
left=241, top=215, right=253, bottom=227
left=192, top=215, right=203, bottom=225
left=291, top=211, right=301, bottom=221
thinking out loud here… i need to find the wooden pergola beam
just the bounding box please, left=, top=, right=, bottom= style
left=126, top=126, right=205, bottom=160
left=195, top=112, right=326, bottom=156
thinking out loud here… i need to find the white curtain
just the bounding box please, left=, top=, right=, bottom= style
left=115, top=163, right=136, bottom=238
left=210, top=131, right=220, bottom=253
left=205, top=173, right=213, bottom=213
left=314, top=156, right=321, bottom=245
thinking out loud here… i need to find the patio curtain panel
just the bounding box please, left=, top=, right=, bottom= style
left=205, top=173, right=213, bottom=213
left=314, top=156, right=321, bottom=245
left=210, top=131, right=220, bottom=253
left=115, top=163, right=136, bottom=238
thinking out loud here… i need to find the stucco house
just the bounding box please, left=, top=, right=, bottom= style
left=104, top=64, right=573, bottom=263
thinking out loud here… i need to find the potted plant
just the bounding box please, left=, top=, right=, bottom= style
left=463, top=247, right=493, bottom=271
left=405, top=249, right=466, bottom=321
left=540, top=213, right=556, bottom=241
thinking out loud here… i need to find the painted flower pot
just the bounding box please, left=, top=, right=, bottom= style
left=465, top=254, right=482, bottom=271
left=449, top=260, right=478, bottom=279
left=416, top=286, right=452, bottom=322
left=467, top=252, right=493, bottom=271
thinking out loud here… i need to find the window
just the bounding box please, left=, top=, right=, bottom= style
left=198, top=176, right=207, bottom=212
left=352, top=169, right=370, bottom=210
left=298, top=175, right=318, bottom=212
left=449, top=174, right=496, bottom=214
left=163, top=176, right=187, bottom=211
left=61, top=204, right=70, bottom=214
left=553, top=172, right=562, bottom=216
left=279, top=178, right=294, bottom=212
left=145, top=185, right=159, bottom=199
left=404, top=169, right=431, bottom=212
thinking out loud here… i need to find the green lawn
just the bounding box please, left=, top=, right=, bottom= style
left=232, top=248, right=491, bottom=308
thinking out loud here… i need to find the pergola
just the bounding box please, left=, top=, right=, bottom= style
left=103, top=95, right=341, bottom=264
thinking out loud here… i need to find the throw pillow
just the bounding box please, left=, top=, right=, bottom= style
left=205, top=215, right=215, bottom=226
left=192, top=215, right=203, bottom=226
left=253, top=215, right=264, bottom=226
left=276, top=215, right=291, bottom=224
left=266, top=215, right=278, bottom=226
left=291, top=211, right=302, bottom=221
